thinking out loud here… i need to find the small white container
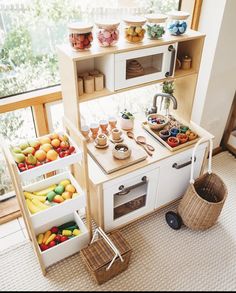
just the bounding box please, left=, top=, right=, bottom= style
left=96, top=20, right=120, bottom=47
left=120, top=117, right=134, bottom=130
left=167, top=11, right=189, bottom=36
left=123, top=16, right=146, bottom=43
left=68, top=22, right=93, bottom=51
left=145, top=14, right=167, bottom=39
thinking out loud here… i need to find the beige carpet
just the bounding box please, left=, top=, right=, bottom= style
left=0, top=151, right=236, bottom=291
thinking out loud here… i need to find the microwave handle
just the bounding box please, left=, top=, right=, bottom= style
left=165, top=45, right=176, bottom=77
left=116, top=176, right=148, bottom=196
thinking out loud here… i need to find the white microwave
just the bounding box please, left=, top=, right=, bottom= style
left=114, top=43, right=177, bottom=91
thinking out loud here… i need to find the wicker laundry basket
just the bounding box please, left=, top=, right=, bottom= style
left=178, top=138, right=227, bottom=230
left=80, top=227, right=132, bottom=285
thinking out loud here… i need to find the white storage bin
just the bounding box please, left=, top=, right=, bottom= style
left=23, top=171, right=86, bottom=229
left=10, top=132, right=82, bottom=181
left=35, top=211, right=89, bottom=268
left=228, top=130, right=236, bottom=149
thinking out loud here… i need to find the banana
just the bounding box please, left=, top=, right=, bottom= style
left=32, top=198, right=49, bottom=210
left=37, top=234, right=44, bottom=245
left=33, top=185, right=57, bottom=196
left=24, top=192, right=46, bottom=203
left=26, top=199, right=41, bottom=215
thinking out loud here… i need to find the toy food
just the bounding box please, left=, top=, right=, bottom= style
left=159, top=130, right=171, bottom=140
left=170, top=127, right=180, bottom=137
left=68, top=22, right=93, bottom=51
left=146, top=14, right=167, bottom=39
left=167, top=11, right=189, bottom=36
left=176, top=133, right=188, bottom=144
left=167, top=136, right=180, bottom=147
left=37, top=222, right=81, bottom=252
left=124, top=16, right=146, bottom=43
left=186, top=130, right=198, bottom=141
left=96, top=21, right=120, bottom=47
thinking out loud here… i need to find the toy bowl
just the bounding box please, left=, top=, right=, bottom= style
left=112, top=143, right=131, bottom=160
left=159, top=129, right=171, bottom=141
left=167, top=136, right=179, bottom=148
left=176, top=133, right=188, bottom=144
left=147, top=114, right=169, bottom=130
left=170, top=127, right=180, bottom=137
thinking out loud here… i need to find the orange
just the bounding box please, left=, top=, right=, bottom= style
left=65, top=184, right=76, bottom=193
left=51, top=139, right=60, bottom=148
left=46, top=150, right=58, bottom=161
left=40, top=143, right=53, bottom=153
left=35, top=150, right=47, bottom=162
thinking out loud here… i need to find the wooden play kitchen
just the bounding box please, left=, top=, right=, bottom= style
left=57, top=27, right=214, bottom=233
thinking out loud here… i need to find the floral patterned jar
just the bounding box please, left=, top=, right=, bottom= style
left=123, top=16, right=146, bottom=43
left=167, top=11, right=190, bottom=36
left=96, top=20, right=120, bottom=47
left=68, top=22, right=93, bottom=51
left=145, top=14, right=167, bottom=40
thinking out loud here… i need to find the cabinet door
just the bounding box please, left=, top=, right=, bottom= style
left=114, top=43, right=177, bottom=90
left=103, top=168, right=159, bottom=231
left=155, top=144, right=207, bottom=209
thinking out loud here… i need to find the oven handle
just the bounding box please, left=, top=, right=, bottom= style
left=116, top=176, right=148, bottom=196
left=165, top=45, right=176, bottom=77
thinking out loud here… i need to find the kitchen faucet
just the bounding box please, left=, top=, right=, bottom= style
left=146, top=93, right=178, bottom=115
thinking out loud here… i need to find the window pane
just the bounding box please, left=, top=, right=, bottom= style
left=0, top=0, right=179, bottom=99
left=0, top=107, right=36, bottom=198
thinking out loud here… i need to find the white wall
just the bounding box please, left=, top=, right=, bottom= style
left=191, top=0, right=236, bottom=148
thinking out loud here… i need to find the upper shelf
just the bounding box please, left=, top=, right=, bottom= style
left=57, top=30, right=205, bottom=62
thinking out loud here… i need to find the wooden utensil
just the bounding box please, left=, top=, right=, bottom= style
left=127, top=131, right=153, bottom=156
left=136, top=136, right=155, bottom=151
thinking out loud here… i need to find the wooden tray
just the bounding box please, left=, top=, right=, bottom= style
left=87, top=136, right=147, bottom=174
left=142, top=121, right=200, bottom=152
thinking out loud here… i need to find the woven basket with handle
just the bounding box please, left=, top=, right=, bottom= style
left=80, top=227, right=132, bottom=285
left=178, top=138, right=228, bottom=231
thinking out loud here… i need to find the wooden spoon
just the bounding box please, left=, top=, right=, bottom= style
left=127, top=131, right=153, bottom=156
left=136, top=136, right=155, bottom=152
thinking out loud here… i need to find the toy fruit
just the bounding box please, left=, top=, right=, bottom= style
left=40, top=143, right=53, bottom=153
left=60, top=236, right=69, bottom=242
left=51, top=227, right=59, bottom=234
left=62, top=191, right=73, bottom=200
left=45, top=233, right=57, bottom=245
left=54, top=235, right=61, bottom=243
left=53, top=195, right=64, bottom=204
left=65, top=184, right=76, bottom=193
left=51, top=138, right=61, bottom=148
left=50, top=133, right=59, bottom=140
left=37, top=234, right=44, bottom=245
left=73, top=229, right=81, bottom=236
left=55, top=185, right=65, bottom=195
left=34, top=185, right=57, bottom=196
left=25, top=154, right=37, bottom=165
left=19, top=142, right=29, bottom=150
left=29, top=140, right=40, bottom=150
left=22, top=147, right=35, bottom=155
left=39, top=137, right=51, bottom=145
left=48, top=240, right=57, bottom=248
left=35, top=150, right=47, bottom=162
left=46, top=149, right=58, bottom=161
left=24, top=192, right=46, bottom=203
left=167, top=137, right=179, bottom=148
left=32, top=198, right=49, bottom=210
left=26, top=199, right=41, bottom=214
left=42, top=230, right=52, bottom=244
left=62, top=230, right=72, bottom=236
left=68, top=146, right=75, bottom=154
left=40, top=244, right=49, bottom=251
left=60, top=141, right=69, bottom=150
left=12, top=147, right=22, bottom=154
left=58, top=221, right=76, bottom=231
left=13, top=153, right=26, bottom=164
left=47, top=191, right=56, bottom=202
left=59, top=179, right=71, bottom=187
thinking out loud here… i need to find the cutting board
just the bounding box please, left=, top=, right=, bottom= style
left=87, top=136, right=148, bottom=174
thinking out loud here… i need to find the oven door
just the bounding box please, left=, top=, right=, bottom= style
left=103, top=168, right=159, bottom=231
left=114, top=43, right=177, bottom=91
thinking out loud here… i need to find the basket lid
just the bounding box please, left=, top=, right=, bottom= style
left=145, top=14, right=168, bottom=23
left=123, top=16, right=146, bottom=26
left=81, top=230, right=132, bottom=271
left=95, top=20, right=120, bottom=30
left=167, top=10, right=190, bottom=20
left=68, top=22, right=93, bottom=34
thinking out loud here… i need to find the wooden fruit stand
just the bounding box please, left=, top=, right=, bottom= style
left=0, top=117, right=92, bottom=275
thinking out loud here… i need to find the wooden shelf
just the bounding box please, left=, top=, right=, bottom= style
left=79, top=88, right=113, bottom=103
left=174, top=68, right=197, bottom=78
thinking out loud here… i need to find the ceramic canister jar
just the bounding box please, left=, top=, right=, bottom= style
left=96, top=20, right=120, bottom=47
left=167, top=11, right=189, bottom=36
left=123, top=16, right=146, bottom=43
left=68, top=22, right=93, bottom=51
left=145, top=14, right=167, bottom=40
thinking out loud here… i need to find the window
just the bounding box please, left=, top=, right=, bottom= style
left=0, top=0, right=180, bottom=99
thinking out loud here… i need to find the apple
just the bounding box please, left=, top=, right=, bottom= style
left=35, top=150, right=47, bottom=162
left=40, top=244, right=49, bottom=251
left=48, top=240, right=56, bottom=248
left=51, top=138, right=61, bottom=148
left=51, top=227, right=59, bottom=234
left=60, top=141, right=69, bottom=150
left=46, top=150, right=58, bottom=161
left=54, top=235, right=61, bottom=243
left=60, top=236, right=69, bottom=242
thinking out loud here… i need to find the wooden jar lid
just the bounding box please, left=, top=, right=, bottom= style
left=123, top=16, right=146, bottom=26
left=167, top=11, right=190, bottom=20
left=145, top=14, right=168, bottom=23
left=68, top=22, right=93, bottom=34
left=95, top=20, right=120, bottom=30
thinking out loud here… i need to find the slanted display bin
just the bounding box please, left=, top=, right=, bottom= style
left=80, top=227, right=132, bottom=285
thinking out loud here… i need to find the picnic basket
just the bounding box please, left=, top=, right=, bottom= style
left=80, top=227, right=132, bottom=285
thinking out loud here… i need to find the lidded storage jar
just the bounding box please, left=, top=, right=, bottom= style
left=68, top=22, right=93, bottom=51
left=96, top=20, right=120, bottom=47
left=167, top=11, right=189, bottom=36
left=123, top=16, right=146, bottom=43
left=146, top=14, right=167, bottom=39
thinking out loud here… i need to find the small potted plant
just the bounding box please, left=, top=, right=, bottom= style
left=120, top=109, right=135, bottom=130
left=161, top=80, right=174, bottom=115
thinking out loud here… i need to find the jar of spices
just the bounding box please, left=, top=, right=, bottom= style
left=123, top=16, right=146, bottom=43
left=145, top=14, right=167, bottom=40
left=68, top=22, right=93, bottom=51
left=96, top=20, right=120, bottom=47
left=167, top=11, right=189, bottom=36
